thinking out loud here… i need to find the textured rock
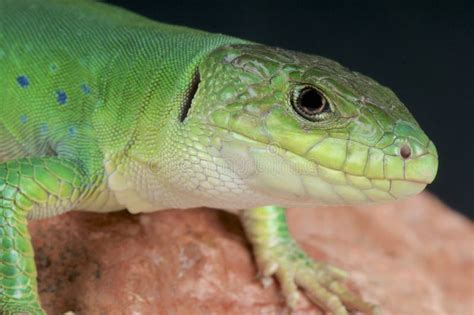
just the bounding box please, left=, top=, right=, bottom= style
left=29, top=192, right=473, bottom=315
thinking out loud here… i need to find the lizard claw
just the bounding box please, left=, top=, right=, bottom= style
left=253, top=240, right=381, bottom=315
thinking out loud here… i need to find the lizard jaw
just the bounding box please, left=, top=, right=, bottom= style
left=209, top=127, right=435, bottom=206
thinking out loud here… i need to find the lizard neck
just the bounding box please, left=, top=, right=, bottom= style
left=92, top=31, right=247, bottom=213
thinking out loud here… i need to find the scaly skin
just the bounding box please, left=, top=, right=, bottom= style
left=0, top=0, right=438, bottom=314
left=242, top=207, right=381, bottom=315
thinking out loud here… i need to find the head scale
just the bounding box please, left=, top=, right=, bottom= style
left=179, top=44, right=438, bottom=208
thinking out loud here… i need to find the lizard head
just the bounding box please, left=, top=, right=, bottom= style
left=182, top=44, right=438, bottom=207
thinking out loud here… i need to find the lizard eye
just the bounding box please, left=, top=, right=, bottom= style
left=291, top=87, right=331, bottom=121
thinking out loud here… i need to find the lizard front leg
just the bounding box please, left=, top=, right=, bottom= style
left=241, top=206, right=381, bottom=315
left=0, top=157, right=93, bottom=314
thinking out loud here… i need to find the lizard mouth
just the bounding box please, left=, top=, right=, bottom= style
left=210, top=125, right=436, bottom=204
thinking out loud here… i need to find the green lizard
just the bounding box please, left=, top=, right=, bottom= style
left=0, top=0, right=438, bottom=314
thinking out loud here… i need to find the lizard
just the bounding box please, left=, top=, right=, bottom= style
left=0, top=0, right=439, bottom=314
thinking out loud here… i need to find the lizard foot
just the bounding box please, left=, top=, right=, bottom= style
left=253, top=240, right=382, bottom=315
left=242, top=206, right=381, bottom=314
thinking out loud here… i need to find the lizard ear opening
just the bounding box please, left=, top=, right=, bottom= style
left=179, top=70, right=201, bottom=122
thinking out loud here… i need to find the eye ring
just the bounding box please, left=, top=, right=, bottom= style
left=291, top=87, right=331, bottom=121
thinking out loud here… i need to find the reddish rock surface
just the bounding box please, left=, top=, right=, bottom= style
left=29, top=192, right=473, bottom=315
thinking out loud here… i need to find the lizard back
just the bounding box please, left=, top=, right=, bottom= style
left=0, top=0, right=243, bottom=163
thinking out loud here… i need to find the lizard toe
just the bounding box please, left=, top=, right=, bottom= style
left=253, top=240, right=380, bottom=314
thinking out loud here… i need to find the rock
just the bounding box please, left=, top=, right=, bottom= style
left=29, top=192, right=474, bottom=315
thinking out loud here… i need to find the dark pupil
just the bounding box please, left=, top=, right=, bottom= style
left=298, top=88, right=326, bottom=114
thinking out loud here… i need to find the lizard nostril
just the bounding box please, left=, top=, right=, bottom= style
left=400, top=144, right=412, bottom=160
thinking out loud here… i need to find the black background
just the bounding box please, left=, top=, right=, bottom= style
left=107, top=0, right=473, bottom=218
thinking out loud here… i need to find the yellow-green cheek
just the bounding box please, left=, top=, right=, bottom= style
left=306, top=138, right=348, bottom=170
left=384, top=155, right=404, bottom=179
left=365, top=148, right=385, bottom=178
left=343, top=141, right=369, bottom=176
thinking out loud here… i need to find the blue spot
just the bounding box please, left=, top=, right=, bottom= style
left=16, top=75, right=29, bottom=88
left=56, top=90, right=67, bottom=105
left=19, top=115, right=28, bottom=124
left=80, top=83, right=91, bottom=95
left=68, top=126, right=77, bottom=136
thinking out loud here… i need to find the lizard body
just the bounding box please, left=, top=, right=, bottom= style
left=0, top=0, right=438, bottom=314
